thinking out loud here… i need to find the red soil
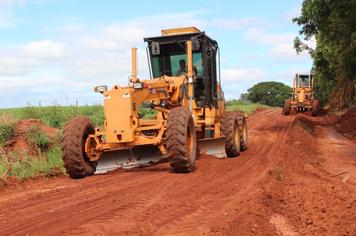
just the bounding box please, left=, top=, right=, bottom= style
left=5, top=119, right=58, bottom=154
left=0, top=109, right=355, bottom=235
left=334, top=107, right=356, bottom=139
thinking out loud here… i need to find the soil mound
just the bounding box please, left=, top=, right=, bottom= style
left=292, top=114, right=317, bottom=134
left=5, top=119, right=59, bottom=154
left=334, top=107, right=356, bottom=139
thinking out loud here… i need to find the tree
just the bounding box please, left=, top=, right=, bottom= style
left=246, top=82, right=291, bottom=107
left=239, top=92, right=249, bottom=101
left=293, top=0, right=356, bottom=108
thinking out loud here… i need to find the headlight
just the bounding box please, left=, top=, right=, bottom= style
left=133, top=82, right=144, bottom=89
left=94, top=85, right=107, bottom=93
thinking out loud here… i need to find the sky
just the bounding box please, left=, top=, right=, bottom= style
left=0, top=0, right=314, bottom=108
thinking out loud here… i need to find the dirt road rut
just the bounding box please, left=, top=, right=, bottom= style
left=0, top=109, right=355, bottom=235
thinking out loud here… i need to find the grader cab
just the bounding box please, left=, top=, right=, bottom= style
left=283, top=73, right=319, bottom=116
left=61, top=27, right=248, bottom=178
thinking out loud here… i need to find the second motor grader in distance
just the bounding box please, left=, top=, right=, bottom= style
left=61, top=27, right=248, bottom=178
left=283, top=73, right=319, bottom=116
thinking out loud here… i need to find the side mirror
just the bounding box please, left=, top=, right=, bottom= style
left=94, top=85, right=107, bottom=94
left=151, top=42, right=160, bottom=55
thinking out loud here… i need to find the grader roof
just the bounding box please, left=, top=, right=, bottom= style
left=144, top=27, right=218, bottom=47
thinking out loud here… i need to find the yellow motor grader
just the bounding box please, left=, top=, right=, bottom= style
left=283, top=73, right=319, bottom=116
left=61, top=27, right=248, bottom=178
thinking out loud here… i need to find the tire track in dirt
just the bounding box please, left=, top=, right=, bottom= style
left=0, top=108, right=354, bottom=235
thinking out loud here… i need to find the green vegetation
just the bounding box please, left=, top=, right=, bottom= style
left=139, top=105, right=157, bottom=119
left=0, top=104, right=105, bottom=129
left=243, top=81, right=291, bottom=107
left=0, top=101, right=266, bottom=131
left=26, top=125, right=50, bottom=151
left=0, top=112, right=65, bottom=181
left=294, top=0, right=356, bottom=108
left=0, top=146, right=65, bottom=181
left=226, top=100, right=269, bottom=115
left=0, top=116, right=17, bottom=147
left=0, top=104, right=159, bottom=129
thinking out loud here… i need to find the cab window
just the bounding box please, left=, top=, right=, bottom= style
left=297, top=75, right=310, bottom=87
left=151, top=42, right=203, bottom=77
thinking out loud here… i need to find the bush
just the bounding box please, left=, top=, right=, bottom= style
left=226, top=100, right=269, bottom=115
left=44, top=105, right=66, bottom=128
left=0, top=118, right=16, bottom=147
left=83, top=105, right=105, bottom=127
left=139, top=107, right=157, bottom=119
left=22, top=104, right=42, bottom=119
left=26, top=125, right=50, bottom=151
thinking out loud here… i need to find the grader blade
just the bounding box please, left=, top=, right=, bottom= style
left=95, top=138, right=227, bottom=174
left=95, top=146, right=165, bottom=174
left=197, top=137, right=226, bottom=158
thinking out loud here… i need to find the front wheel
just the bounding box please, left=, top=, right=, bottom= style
left=166, top=107, right=197, bottom=173
left=61, top=117, right=97, bottom=179
left=283, top=98, right=291, bottom=115
left=221, top=112, right=241, bottom=158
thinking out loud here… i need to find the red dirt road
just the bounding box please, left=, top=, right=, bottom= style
left=0, top=109, right=355, bottom=235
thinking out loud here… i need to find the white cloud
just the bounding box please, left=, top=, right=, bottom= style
left=209, top=17, right=267, bottom=31
left=22, top=40, right=66, bottom=59
left=241, top=27, right=314, bottom=63
left=81, top=25, right=146, bottom=51
left=221, top=67, right=265, bottom=83
left=0, top=40, right=66, bottom=76
left=302, top=36, right=317, bottom=50
left=0, top=56, right=37, bottom=76
left=266, top=39, right=314, bottom=62
left=268, top=43, right=300, bottom=60
left=244, top=28, right=295, bottom=45
left=221, top=66, right=266, bottom=100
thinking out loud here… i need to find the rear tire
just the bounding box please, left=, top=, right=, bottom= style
left=221, top=112, right=241, bottom=158
left=166, top=107, right=197, bottom=173
left=312, top=99, right=319, bottom=116
left=283, top=98, right=291, bottom=115
left=239, top=115, right=248, bottom=151
left=61, top=117, right=97, bottom=179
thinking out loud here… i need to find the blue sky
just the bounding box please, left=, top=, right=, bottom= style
left=0, top=0, right=313, bottom=108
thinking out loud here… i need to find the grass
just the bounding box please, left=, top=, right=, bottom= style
left=226, top=100, right=270, bottom=115
left=0, top=100, right=267, bottom=129
left=0, top=104, right=105, bottom=129
left=26, top=125, right=51, bottom=151
left=0, top=146, right=65, bottom=181
left=0, top=115, right=17, bottom=147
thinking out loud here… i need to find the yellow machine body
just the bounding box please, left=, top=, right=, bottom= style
left=84, top=28, right=233, bottom=172
left=290, top=73, right=314, bottom=110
